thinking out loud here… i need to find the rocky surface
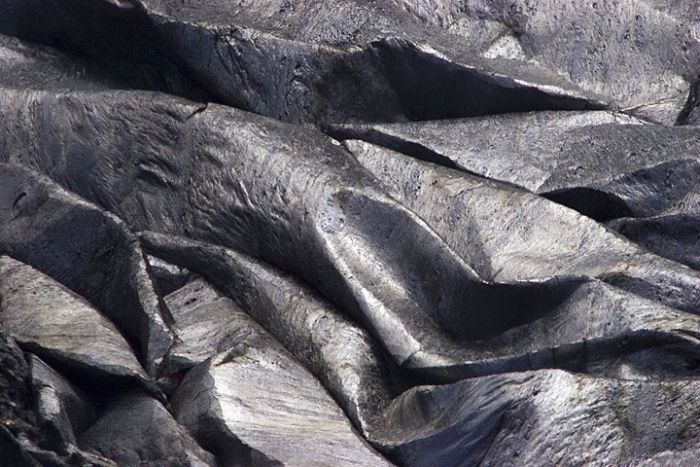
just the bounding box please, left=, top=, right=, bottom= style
left=1, top=3, right=700, bottom=466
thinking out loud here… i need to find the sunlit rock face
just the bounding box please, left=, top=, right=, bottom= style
left=1, top=2, right=700, bottom=465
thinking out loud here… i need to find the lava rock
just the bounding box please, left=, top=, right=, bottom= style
left=78, top=391, right=217, bottom=466
left=344, top=140, right=700, bottom=316
left=0, top=255, right=150, bottom=386
left=163, top=278, right=263, bottom=373
left=328, top=112, right=700, bottom=221
left=0, top=82, right=588, bottom=378
left=147, top=255, right=193, bottom=297
left=142, top=230, right=700, bottom=391
left=397, top=0, right=700, bottom=124
left=0, top=163, right=174, bottom=374
left=170, top=325, right=391, bottom=465
left=0, top=1, right=606, bottom=124
left=372, top=369, right=700, bottom=466
left=144, top=232, right=397, bottom=436
left=28, top=354, right=97, bottom=447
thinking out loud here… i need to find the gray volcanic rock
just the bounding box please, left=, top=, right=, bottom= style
left=344, top=139, right=700, bottom=316
left=609, top=192, right=700, bottom=271
left=78, top=391, right=216, bottom=466
left=394, top=0, right=700, bottom=124
left=171, top=329, right=391, bottom=465
left=147, top=255, right=193, bottom=297
left=163, top=278, right=261, bottom=373
left=372, top=370, right=700, bottom=466
left=329, top=112, right=700, bottom=220
left=0, top=163, right=174, bottom=374
left=0, top=256, right=149, bottom=385
left=141, top=224, right=700, bottom=384
left=144, top=232, right=396, bottom=435
left=0, top=1, right=606, bottom=124
left=28, top=355, right=97, bottom=447
left=0, top=84, right=589, bottom=378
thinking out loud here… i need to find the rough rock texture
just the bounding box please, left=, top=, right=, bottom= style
left=394, top=0, right=700, bottom=124
left=0, top=255, right=150, bottom=386
left=144, top=232, right=397, bottom=436
left=372, top=369, right=700, bottom=466
left=0, top=1, right=608, bottom=125
left=169, top=309, right=391, bottom=466
left=0, top=162, right=174, bottom=375
left=2, top=5, right=700, bottom=466
left=78, top=391, right=217, bottom=466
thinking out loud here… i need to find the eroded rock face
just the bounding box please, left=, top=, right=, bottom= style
left=0, top=163, right=174, bottom=375
left=0, top=255, right=149, bottom=385
left=374, top=370, right=700, bottom=466
left=170, top=317, right=391, bottom=466
left=0, top=1, right=607, bottom=125
left=2, top=6, right=700, bottom=467
left=78, top=391, right=217, bottom=466
left=394, top=0, right=700, bottom=124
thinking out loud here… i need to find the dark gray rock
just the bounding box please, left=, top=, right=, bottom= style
left=78, top=391, right=217, bottom=466
left=394, top=0, right=700, bottom=124
left=170, top=325, right=391, bottom=466
left=142, top=222, right=700, bottom=384
left=609, top=192, right=700, bottom=271
left=0, top=82, right=589, bottom=379
left=0, top=330, right=113, bottom=466
left=328, top=112, right=700, bottom=220
left=144, top=232, right=397, bottom=436
left=344, top=139, right=700, bottom=316
left=28, top=354, right=97, bottom=447
left=0, top=2, right=607, bottom=125
left=372, top=369, right=700, bottom=466
left=0, top=163, right=174, bottom=374
left=147, top=255, right=193, bottom=297
left=0, top=255, right=150, bottom=386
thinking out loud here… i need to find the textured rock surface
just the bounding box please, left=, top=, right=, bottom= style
left=78, top=391, right=217, bottom=466
left=374, top=370, right=700, bottom=466
left=395, top=0, right=700, bottom=124
left=0, top=162, right=174, bottom=375
left=0, top=1, right=607, bottom=125
left=170, top=316, right=391, bottom=466
left=0, top=255, right=150, bottom=385
left=2, top=5, right=700, bottom=466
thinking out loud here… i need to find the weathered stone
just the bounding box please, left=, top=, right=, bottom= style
left=372, top=370, right=700, bottom=466
left=328, top=112, right=700, bottom=220
left=145, top=232, right=397, bottom=435
left=147, top=255, right=193, bottom=297
left=0, top=2, right=607, bottom=125
left=0, top=255, right=149, bottom=386
left=28, top=354, right=96, bottom=447
left=171, top=329, right=391, bottom=465
left=163, top=278, right=259, bottom=373
left=395, top=0, right=700, bottom=124
left=344, top=139, right=700, bottom=315
left=78, top=391, right=216, bottom=466
left=0, top=163, right=174, bottom=375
